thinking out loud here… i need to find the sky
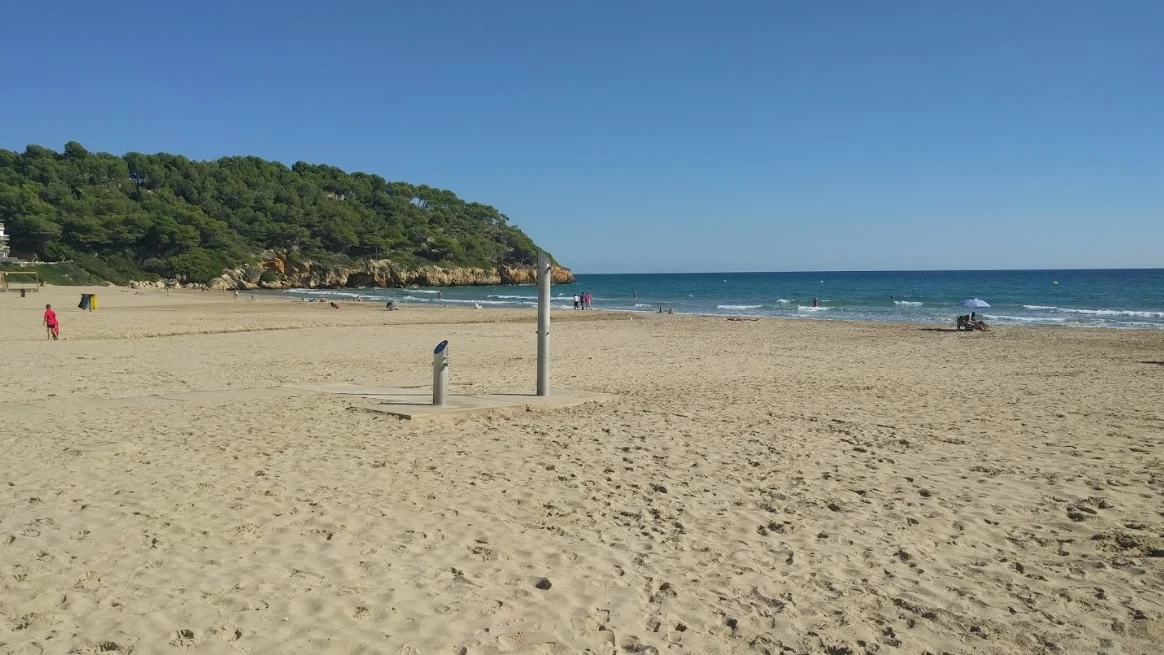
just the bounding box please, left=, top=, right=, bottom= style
left=1, top=1, right=1161, bottom=273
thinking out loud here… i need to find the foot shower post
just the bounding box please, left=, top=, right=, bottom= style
left=536, top=253, right=551, bottom=397
left=432, top=340, right=449, bottom=406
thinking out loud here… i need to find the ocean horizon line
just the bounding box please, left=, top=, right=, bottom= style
left=572, top=267, right=1164, bottom=276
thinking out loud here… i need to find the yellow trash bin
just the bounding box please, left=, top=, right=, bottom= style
left=91, top=294, right=98, bottom=311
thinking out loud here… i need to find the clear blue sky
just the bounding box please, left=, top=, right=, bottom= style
left=2, top=1, right=1161, bottom=273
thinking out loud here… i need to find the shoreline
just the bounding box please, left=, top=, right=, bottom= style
left=264, top=285, right=1164, bottom=332
left=2, top=284, right=1162, bottom=653
left=5, top=286, right=1164, bottom=347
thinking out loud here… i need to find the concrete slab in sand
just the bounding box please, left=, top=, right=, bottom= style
left=289, top=384, right=614, bottom=420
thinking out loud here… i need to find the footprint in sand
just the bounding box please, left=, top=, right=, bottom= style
left=169, top=628, right=198, bottom=648
left=496, top=631, right=562, bottom=653
left=207, top=625, right=244, bottom=641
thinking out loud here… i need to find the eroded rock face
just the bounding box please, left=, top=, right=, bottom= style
left=218, top=255, right=574, bottom=290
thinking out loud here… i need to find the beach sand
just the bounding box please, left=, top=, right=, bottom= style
left=1, top=286, right=1162, bottom=654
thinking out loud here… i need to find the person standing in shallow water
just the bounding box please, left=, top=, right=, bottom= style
left=43, top=304, right=59, bottom=340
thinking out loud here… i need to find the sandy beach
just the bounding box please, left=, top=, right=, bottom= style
left=1, top=286, right=1162, bottom=654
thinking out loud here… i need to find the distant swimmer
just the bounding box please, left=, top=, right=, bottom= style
left=632, top=290, right=638, bottom=300
left=812, top=296, right=819, bottom=308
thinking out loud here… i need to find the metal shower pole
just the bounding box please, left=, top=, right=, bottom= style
left=536, top=253, right=551, bottom=396
left=432, top=340, right=449, bottom=406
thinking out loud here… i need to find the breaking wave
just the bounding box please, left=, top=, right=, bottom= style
left=1023, top=305, right=1164, bottom=319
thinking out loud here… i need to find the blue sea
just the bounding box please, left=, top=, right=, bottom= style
left=284, top=269, right=1164, bottom=331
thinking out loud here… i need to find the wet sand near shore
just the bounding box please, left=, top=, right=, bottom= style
left=2, top=286, right=1162, bottom=654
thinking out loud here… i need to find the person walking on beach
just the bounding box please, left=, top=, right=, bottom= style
left=43, top=304, right=60, bottom=340
left=584, top=292, right=593, bottom=310
left=572, top=293, right=580, bottom=310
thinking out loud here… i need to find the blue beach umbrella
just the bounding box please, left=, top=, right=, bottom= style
left=959, top=298, right=990, bottom=308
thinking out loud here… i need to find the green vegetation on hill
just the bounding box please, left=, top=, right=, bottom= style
left=0, top=142, right=553, bottom=284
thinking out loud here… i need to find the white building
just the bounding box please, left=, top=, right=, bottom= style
left=0, top=222, right=9, bottom=257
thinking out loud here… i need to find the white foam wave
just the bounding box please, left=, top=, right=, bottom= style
left=441, top=298, right=515, bottom=305
left=488, top=294, right=536, bottom=300
left=288, top=289, right=365, bottom=299
left=1066, top=308, right=1163, bottom=318
left=1022, top=305, right=1164, bottom=318
left=798, top=305, right=830, bottom=312
left=634, top=303, right=653, bottom=308
left=286, top=288, right=346, bottom=296
left=775, top=299, right=791, bottom=304
left=893, top=300, right=922, bottom=306
left=406, top=289, right=440, bottom=294
left=718, top=304, right=762, bottom=310
left=982, top=314, right=1066, bottom=323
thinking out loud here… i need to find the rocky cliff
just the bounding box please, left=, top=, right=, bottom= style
left=208, top=254, right=575, bottom=290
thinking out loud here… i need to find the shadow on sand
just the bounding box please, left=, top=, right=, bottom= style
left=920, top=327, right=965, bottom=333
left=1139, top=361, right=1164, bottom=366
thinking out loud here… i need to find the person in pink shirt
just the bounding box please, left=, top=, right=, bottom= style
left=43, top=304, right=60, bottom=340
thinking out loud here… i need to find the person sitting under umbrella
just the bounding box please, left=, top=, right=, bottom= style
left=956, top=312, right=990, bottom=331
left=956, top=299, right=991, bottom=331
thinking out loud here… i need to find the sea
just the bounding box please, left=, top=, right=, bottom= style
left=282, top=269, right=1164, bottom=331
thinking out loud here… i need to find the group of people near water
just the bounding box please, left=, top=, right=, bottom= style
left=573, top=292, right=593, bottom=310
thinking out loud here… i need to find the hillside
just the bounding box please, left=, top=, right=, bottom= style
left=0, top=142, right=566, bottom=286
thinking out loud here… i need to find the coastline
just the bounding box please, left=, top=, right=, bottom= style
left=264, top=267, right=1164, bottom=331
left=268, top=286, right=1164, bottom=332
left=12, top=283, right=1164, bottom=336
left=2, top=285, right=1162, bottom=653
